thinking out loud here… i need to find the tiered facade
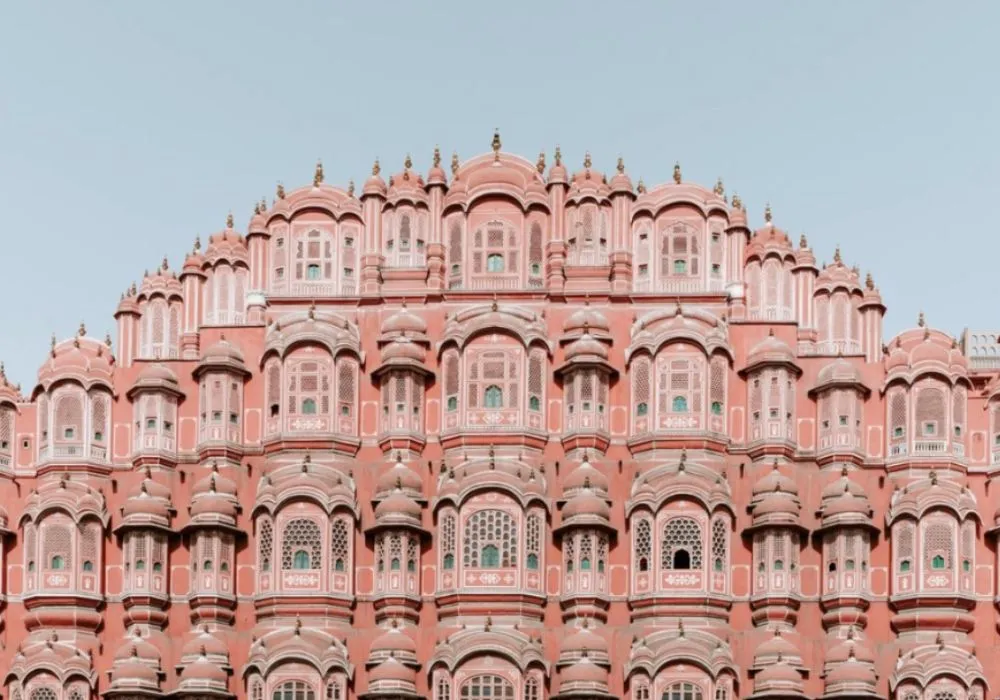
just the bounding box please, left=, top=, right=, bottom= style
left=0, top=134, right=998, bottom=700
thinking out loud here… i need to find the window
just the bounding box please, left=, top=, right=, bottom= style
left=307, top=264, right=321, bottom=279
left=663, top=682, right=703, bottom=700
left=932, top=554, right=945, bottom=569
left=464, top=510, right=517, bottom=568
left=662, top=517, right=703, bottom=570
left=293, top=550, right=311, bottom=569
left=638, top=403, right=648, bottom=416
left=51, top=555, right=64, bottom=570
left=900, top=560, right=911, bottom=572
left=461, top=675, right=513, bottom=699
left=711, top=401, right=722, bottom=416
left=447, top=396, right=458, bottom=412
left=672, top=396, right=688, bottom=412
left=484, top=385, right=503, bottom=409
left=443, top=553, right=455, bottom=570
left=64, top=427, right=75, bottom=439
left=273, top=681, right=316, bottom=700
left=527, top=553, right=538, bottom=570
left=673, top=259, right=687, bottom=274
left=302, top=398, right=317, bottom=415
left=281, top=519, right=322, bottom=570
left=482, top=545, right=500, bottom=567
left=529, top=395, right=540, bottom=411
left=635, top=518, right=652, bottom=572
left=894, top=426, right=904, bottom=437
left=487, top=254, right=504, bottom=272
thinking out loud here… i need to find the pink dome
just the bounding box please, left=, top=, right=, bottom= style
left=181, top=655, right=228, bottom=684
left=563, top=458, right=609, bottom=494
left=564, top=305, right=611, bottom=335
left=36, top=331, right=115, bottom=391
left=200, top=337, right=245, bottom=364
left=562, top=623, right=608, bottom=655
left=815, top=356, right=865, bottom=390
left=369, top=657, right=416, bottom=684
left=752, top=463, right=799, bottom=498
left=745, top=330, right=797, bottom=370
left=374, top=490, right=422, bottom=521
left=756, top=660, right=802, bottom=684
left=565, top=334, right=609, bottom=361
left=826, top=660, right=876, bottom=685
left=382, top=338, right=427, bottom=363
left=427, top=148, right=448, bottom=186
left=382, top=306, right=427, bottom=336
left=562, top=492, right=611, bottom=520
left=562, top=659, right=608, bottom=684
left=376, top=460, right=424, bottom=496
left=370, top=626, right=417, bottom=656
left=182, top=628, right=229, bottom=658
left=609, top=157, right=633, bottom=193
left=111, top=660, right=159, bottom=684
left=135, top=362, right=179, bottom=386
left=193, top=464, right=237, bottom=497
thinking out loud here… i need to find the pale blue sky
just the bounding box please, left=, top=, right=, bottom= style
left=1, top=1, right=998, bottom=387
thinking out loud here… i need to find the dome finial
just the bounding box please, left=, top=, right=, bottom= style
left=372, top=158, right=381, bottom=177
left=764, top=202, right=773, bottom=224
left=799, top=233, right=808, bottom=249
left=714, top=177, right=724, bottom=196
left=105, top=332, right=113, bottom=348
left=865, top=272, right=874, bottom=290
left=636, top=177, right=646, bottom=194
left=276, top=181, right=285, bottom=199
left=78, top=321, right=86, bottom=337
left=617, top=155, right=625, bottom=174
left=451, top=151, right=459, bottom=175
left=554, top=145, right=562, bottom=166
left=162, top=255, right=169, bottom=271
left=583, top=151, right=592, bottom=169
left=404, top=153, right=412, bottom=171
left=226, top=211, right=234, bottom=229
left=313, top=159, right=324, bottom=187
left=673, top=161, right=682, bottom=184
left=535, top=150, right=546, bottom=174
left=491, top=128, right=502, bottom=161
left=834, top=245, right=842, bottom=264
left=253, top=201, right=260, bottom=216
left=731, top=192, right=742, bottom=209
left=347, top=179, right=355, bottom=197
left=917, top=310, right=926, bottom=327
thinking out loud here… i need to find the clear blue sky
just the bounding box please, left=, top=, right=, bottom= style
left=1, top=1, right=997, bottom=388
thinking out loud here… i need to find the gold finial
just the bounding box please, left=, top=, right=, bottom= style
left=834, top=246, right=842, bottom=264
left=451, top=151, right=459, bottom=175
left=583, top=152, right=592, bottom=169
left=404, top=153, right=412, bottom=170
left=347, top=179, right=355, bottom=197
left=799, top=233, right=808, bottom=248
left=536, top=150, right=546, bottom=174
left=554, top=146, right=562, bottom=166
left=372, top=158, right=381, bottom=176
left=636, top=177, right=646, bottom=194
left=226, top=211, right=234, bottom=229
left=276, top=182, right=285, bottom=199
left=731, top=192, right=742, bottom=209
left=764, top=202, right=772, bottom=224
left=433, top=145, right=441, bottom=168
left=865, top=272, right=874, bottom=290
left=673, top=162, right=681, bottom=184
left=714, top=177, right=724, bottom=196
left=617, top=156, right=625, bottom=174
left=491, top=128, right=501, bottom=160
left=313, top=159, right=324, bottom=187
left=78, top=321, right=86, bottom=337
left=917, top=311, right=925, bottom=327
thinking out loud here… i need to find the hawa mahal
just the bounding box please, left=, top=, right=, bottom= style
left=0, top=133, right=996, bottom=700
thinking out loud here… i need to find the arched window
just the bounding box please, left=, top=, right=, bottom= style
left=331, top=517, right=349, bottom=572
left=663, top=682, right=703, bottom=700
left=441, top=513, right=456, bottom=570
left=661, top=517, right=703, bottom=570
left=273, top=680, right=316, bottom=700
left=711, top=519, right=728, bottom=572
left=461, top=675, right=514, bottom=699
left=281, top=519, right=322, bottom=570
left=302, top=398, right=317, bottom=415
left=487, top=254, right=504, bottom=272
left=924, top=521, right=953, bottom=573
left=51, top=555, right=64, bottom=570
left=635, top=518, right=652, bottom=572
left=484, top=385, right=503, bottom=408
left=672, top=396, right=688, bottom=412
left=259, top=518, right=273, bottom=572
left=464, top=510, right=517, bottom=568
left=443, top=553, right=454, bottom=569
left=29, top=688, right=58, bottom=700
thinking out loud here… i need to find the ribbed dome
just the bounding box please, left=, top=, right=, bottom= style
left=565, top=334, right=609, bottom=361
left=369, top=657, right=416, bottom=684
left=180, top=654, right=228, bottom=684
left=200, top=337, right=245, bottom=364
left=562, top=623, right=608, bottom=655
left=563, top=458, right=609, bottom=494
left=562, top=492, right=610, bottom=520
left=375, top=458, right=424, bottom=497
left=370, top=625, right=417, bottom=656
left=752, top=463, right=799, bottom=498
left=374, top=490, right=422, bottom=521
left=746, top=330, right=797, bottom=370
left=382, top=306, right=427, bottom=336
left=564, top=305, right=611, bottom=335
left=561, top=658, right=608, bottom=684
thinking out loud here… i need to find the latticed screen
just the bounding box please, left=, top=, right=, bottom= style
left=337, top=359, right=356, bottom=418
left=43, top=522, right=72, bottom=569
left=55, top=393, right=83, bottom=442
left=331, top=518, right=349, bottom=571
left=448, top=220, right=463, bottom=286
left=711, top=519, right=728, bottom=570
left=896, top=522, right=914, bottom=567
left=28, top=688, right=58, bottom=700
left=525, top=513, right=541, bottom=568
left=924, top=521, right=953, bottom=570
left=661, top=517, right=703, bottom=570
left=528, top=222, right=543, bottom=280
left=281, top=518, right=322, bottom=570
left=634, top=518, right=652, bottom=571
left=915, top=386, right=945, bottom=437
left=258, top=518, right=273, bottom=570
left=467, top=349, right=520, bottom=410
left=632, top=357, right=651, bottom=419
left=273, top=681, right=315, bottom=700
left=463, top=509, right=517, bottom=568
left=460, top=675, right=513, bottom=699
left=664, top=682, right=703, bottom=700
left=440, top=513, right=456, bottom=567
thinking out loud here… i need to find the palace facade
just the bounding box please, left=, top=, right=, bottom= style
left=0, top=134, right=997, bottom=700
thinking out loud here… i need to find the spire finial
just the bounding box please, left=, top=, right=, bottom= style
left=865, top=272, right=874, bottom=290
left=451, top=151, right=459, bottom=175
left=536, top=150, right=546, bottom=174
left=673, top=162, right=681, bottom=184
left=617, top=155, right=625, bottom=174
left=714, top=177, right=724, bottom=196
left=253, top=201, right=260, bottom=216
left=731, top=192, right=742, bottom=209
left=834, top=246, right=842, bottom=264
left=260, top=196, right=267, bottom=212
left=433, top=145, right=441, bottom=168
left=276, top=181, right=285, bottom=199
left=347, top=179, right=355, bottom=197
left=764, top=202, right=773, bottom=224
left=372, top=158, right=381, bottom=177
left=313, top=159, right=324, bottom=187
left=404, top=153, right=412, bottom=170
left=77, top=321, right=86, bottom=337
left=918, top=311, right=925, bottom=327
left=491, top=128, right=501, bottom=161
left=225, top=211, right=234, bottom=229
left=799, top=233, right=808, bottom=249
left=554, top=145, right=562, bottom=166
left=583, top=151, right=592, bottom=169
left=162, top=255, right=169, bottom=271
left=636, top=177, right=646, bottom=194
left=105, top=332, right=113, bottom=347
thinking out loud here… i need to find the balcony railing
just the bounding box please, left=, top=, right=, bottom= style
left=39, top=445, right=108, bottom=462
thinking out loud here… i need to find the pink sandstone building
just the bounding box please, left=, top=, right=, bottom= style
left=0, top=133, right=996, bottom=700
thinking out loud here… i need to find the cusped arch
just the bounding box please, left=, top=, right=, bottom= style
left=627, top=460, right=734, bottom=518
left=434, top=457, right=549, bottom=513
left=625, top=624, right=738, bottom=682
left=20, top=477, right=109, bottom=527
left=427, top=627, right=549, bottom=677
left=438, top=304, right=554, bottom=355
left=627, top=305, right=733, bottom=364
left=243, top=624, right=354, bottom=682
left=253, top=461, right=359, bottom=520
left=263, top=309, right=363, bottom=364
left=886, top=475, right=980, bottom=526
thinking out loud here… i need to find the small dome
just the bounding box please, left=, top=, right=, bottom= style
left=563, top=458, right=609, bottom=494
left=562, top=492, right=610, bottom=520
left=374, top=490, right=422, bottom=521
left=369, top=657, right=416, bottom=685
left=376, top=459, right=424, bottom=496
left=826, top=660, right=877, bottom=685
left=182, top=627, right=229, bottom=659
left=111, top=660, right=159, bottom=684
left=370, top=625, right=417, bottom=656
left=756, top=660, right=802, bottom=685
left=135, top=362, right=179, bottom=386
left=815, top=356, right=865, bottom=390
left=382, top=306, right=428, bottom=336
left=363, top=161, right=388, bottom=197
left=561, top=658, right=608, bottom=684
left=564, top=305, right=611, bottom=336
left=609, top=158, right=633, bottom=194
left=382, top=338, right=427, bottom=363
left=827, top=634, right=875, bottom=665
left=752, top=463, right=799, bottom=498
left=193, top=464, right=237, bottom=497
left=562, top=623, right=608, bottom=656
left=756, top=630, right=799, bottom=660
left=200, top=337, right=245, bottom=364
left=36, top=332, right=115, bottom=392
left=180, top=655, right=228, bottom=684
left=565, top=334, right=609, bottom=361
left=114, top=634, right=161, bottom=662
left=745, top=330, right=797, bottom=371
